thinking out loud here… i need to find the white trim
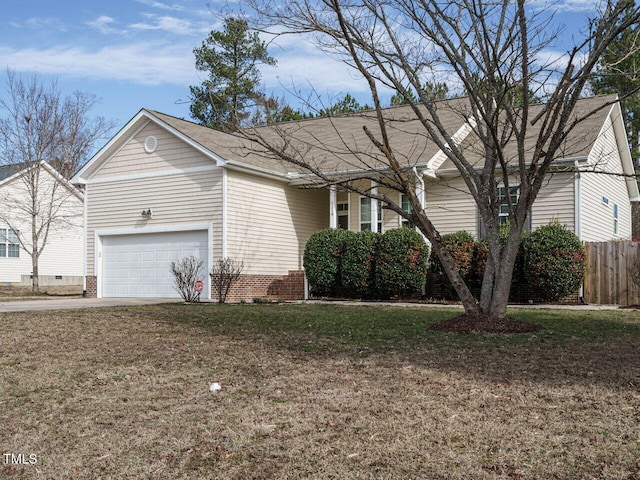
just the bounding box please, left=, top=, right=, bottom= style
left=222, top=168, right=228, bottom=258
left=371, top=181, right=379, bottom=233
left=0, top=161, right=84, bottom=201
left=85, top=165, right=221, bottom=185
left=574, top=165, right=582, bottom=241
left=83, top=187, right=88, bottom=293
left=427, top=117, right=477, bottom=172
left=94, top=223, right=212, bottom=299
left=329, top=185, right=337, bottom=229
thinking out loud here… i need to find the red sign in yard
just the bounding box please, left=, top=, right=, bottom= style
left=194, top=280, right=204, bottom=292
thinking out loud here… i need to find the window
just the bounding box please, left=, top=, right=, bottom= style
left=401, top=194, right=414, bottom=228
left=478, top=185, right=531, bottom=237
left=337, top=202, right=349, bottom=230
left=602, top=196, right=610, bottom=206
left=497, top=185, right=519, bottom=225
left=360, top=197, right=382, bottom=232
left=614, top=203, right=619, bottom=235
left=0, top=228, right=19, bottom=258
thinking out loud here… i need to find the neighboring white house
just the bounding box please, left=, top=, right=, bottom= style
left=0, top=162, right=84, bottom=287
left=72, top=94, right=638, bottom=301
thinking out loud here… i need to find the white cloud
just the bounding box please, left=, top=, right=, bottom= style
left=20, top=17, right=68, bottom=32
left=129, top=14, right=210, bottom=36
left=0, top=43, right=198, bottom=86
left=528, top=0, right=597, bottom=13
left=134, top=0, right=186, bottom=12
left=87, top=16, right=121, bottom=35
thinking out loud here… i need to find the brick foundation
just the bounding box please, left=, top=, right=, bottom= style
left=83, top=271, right=306, bottom=302
left=216, top=270, right=306, bottom=303
left=85, top=276, right=97, bottom=298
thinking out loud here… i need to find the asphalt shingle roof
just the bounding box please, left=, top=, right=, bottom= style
left=147, top=94, right=619, bottom=178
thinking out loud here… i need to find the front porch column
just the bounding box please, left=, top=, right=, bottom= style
left=329, top=185, right=338, bottom=229
left=371, top=180, right=379, bottom=233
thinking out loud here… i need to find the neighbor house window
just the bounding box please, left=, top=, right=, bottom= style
left=401, top=194, right=414, bottom=228
left=337, top=202, right=349, bottom=230
left=360, top=197, right=382, bottom=232
left=497, top=185, right=519, bottom=225
left=0, top=228, right=19, bottom=258
left=614, top=203, right=619, bottom=235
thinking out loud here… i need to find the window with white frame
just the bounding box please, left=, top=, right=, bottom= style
left=360, top=197, right=382, bottom=232
left=401, top=194, right=414, bottom=228
left=0, top=228, right=20, bottom=258
left=497, top=185, right=519, bottom=225
left=337, top=202, right=349, bottom=229
left=614, top=203, right=619, bottom=235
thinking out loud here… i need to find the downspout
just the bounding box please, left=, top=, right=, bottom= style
left=574, top=161, right=585, bottom=303
left=222, top=168, right=228, bottom=259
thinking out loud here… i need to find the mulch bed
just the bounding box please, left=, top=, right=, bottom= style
left=428, top=313, right=543, bottom=334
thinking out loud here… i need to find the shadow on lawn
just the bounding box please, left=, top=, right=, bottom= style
left=163, top=303, right=640, bottom=390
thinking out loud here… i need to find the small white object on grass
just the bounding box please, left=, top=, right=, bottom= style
left=209, top=382, right=222, bottom=392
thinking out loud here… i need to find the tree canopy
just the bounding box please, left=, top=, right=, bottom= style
left=0, top=71, right=113, bottom=292
left=592, top=1, right=640, bottom=163
left=189, top=17, right=277, bottom=132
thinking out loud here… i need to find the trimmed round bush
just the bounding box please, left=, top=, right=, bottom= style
left=375, top=228, right=429, bottom=299
left=340, top=230, right=379, bottom=298
left=304, top=228, right=351, bottom=296
left=522, top=221, right=586, bottom=302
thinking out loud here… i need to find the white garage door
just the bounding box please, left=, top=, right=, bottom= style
left=102, top=231, right=208, bottom=298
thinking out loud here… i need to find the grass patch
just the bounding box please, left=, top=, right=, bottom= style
left=1, top=303, right=640, bottom=479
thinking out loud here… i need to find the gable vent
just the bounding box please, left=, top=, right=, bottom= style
left=144, top=136, right=158, bottom=153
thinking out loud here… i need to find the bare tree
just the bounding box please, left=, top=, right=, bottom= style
left=210, top=258, right=244, bottom=303
left=170, top=256, right=205, bottom=303
left=0, top=71, right=114, bottom=292
left=239, top=0, right=640, bottom=325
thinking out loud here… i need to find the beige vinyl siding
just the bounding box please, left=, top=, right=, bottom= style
left=86, top=169, right=223, bottom=275
left=93, top=122, right=211, bottom=179
left=580, top=114, right=632, bottom=241
left=531, top=172, right=575, bottom=231
left=424, top=177, right=478, bottom=236
left=226, top=170, right=329, bottom=275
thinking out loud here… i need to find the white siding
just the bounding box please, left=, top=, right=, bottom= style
left=531, top=172, right=575, bottom=231
left=580, top=115, right=632, bottom=241
left=226, top=170, right=328, bottom=275
left=0, top=168, right=83, bottom=283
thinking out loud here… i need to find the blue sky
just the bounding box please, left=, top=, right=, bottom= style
left=0, top=0, right=598, bottom=134
left=0, top=0, right=367, bottom=128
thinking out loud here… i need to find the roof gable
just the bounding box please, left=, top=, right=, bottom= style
left=72, top=109, right=228, bottom=184
left=0, top=161, right=83, bottom=201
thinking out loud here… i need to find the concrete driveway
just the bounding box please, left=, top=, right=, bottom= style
left=0, top=297, right=180, bottom=312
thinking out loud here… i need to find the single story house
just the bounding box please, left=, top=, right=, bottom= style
left=71, top=94, right=638, bottom=301
left=0, top=161, right=84, bottom=287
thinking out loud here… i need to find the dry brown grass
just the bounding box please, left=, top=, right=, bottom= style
left=1, top=304, right=640, bottom=479
left=0, top=285, right=82, bottom=299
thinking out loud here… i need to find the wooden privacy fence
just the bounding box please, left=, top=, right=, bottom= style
left=583, top=241, right=640, bottom=306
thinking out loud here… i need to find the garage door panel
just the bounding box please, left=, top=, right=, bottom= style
left=102, top=230, right=208, bottom=298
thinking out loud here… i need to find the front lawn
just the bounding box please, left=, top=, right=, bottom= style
left=1, top=304, right=639, bottom=479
